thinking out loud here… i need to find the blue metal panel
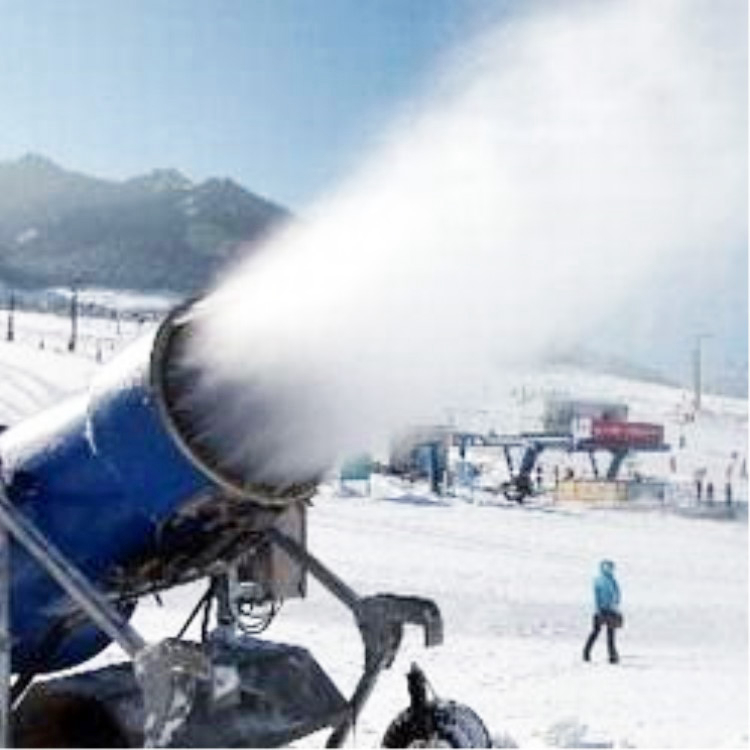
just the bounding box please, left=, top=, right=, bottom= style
left=0, top=330, right=213, bottom=673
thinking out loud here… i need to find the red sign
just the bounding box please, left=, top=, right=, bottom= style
left=590, top=420, right=664, bottom=447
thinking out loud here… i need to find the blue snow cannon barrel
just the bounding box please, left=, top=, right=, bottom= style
left=0, top=302, right=318, bottom=675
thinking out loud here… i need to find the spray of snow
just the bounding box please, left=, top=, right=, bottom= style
left=181, top=0, right=746, bottom=484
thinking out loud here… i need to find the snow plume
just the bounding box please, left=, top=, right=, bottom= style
left=181, top=0, right=746, bottom=484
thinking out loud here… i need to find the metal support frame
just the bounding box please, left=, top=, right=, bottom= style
left=488, top=430, right=669, bottom=502
left=499, top=442, right=544, bottom=503
left=502, top=446, right=515, bottom=477
left=267, top=527, right=443, bottom=748
left=606, top=449, right=629, bottom=481
left=0, top=516, right=9, bottom=747
left=518, top=442, right=543, bottom=477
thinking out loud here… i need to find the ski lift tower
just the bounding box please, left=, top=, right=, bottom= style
left=692, top=333, right=712, bottom=413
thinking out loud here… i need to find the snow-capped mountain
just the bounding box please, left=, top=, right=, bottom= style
left=0, top=154, right=291, bottom=295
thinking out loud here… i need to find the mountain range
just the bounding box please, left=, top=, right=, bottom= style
left=0, top=154, right=745, bottom=398
left=0, top=154, right=290, bottom=295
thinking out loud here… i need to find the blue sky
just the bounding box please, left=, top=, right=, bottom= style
left=0, top=0, right=507, bottom=208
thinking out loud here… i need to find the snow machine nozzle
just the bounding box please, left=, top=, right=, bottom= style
left=150, top=299, right=321, bottom=505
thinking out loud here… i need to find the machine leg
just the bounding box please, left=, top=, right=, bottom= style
left=0, top=523, right=10, bottom=748
left=325, top=651, right=390, bottom=748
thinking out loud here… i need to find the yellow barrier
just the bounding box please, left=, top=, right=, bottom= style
left=555, top=480, right=628, bottom=503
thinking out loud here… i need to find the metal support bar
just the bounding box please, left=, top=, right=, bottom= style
left=607, top=449, right=629, bottom=481
left=519, top=443, right=543, bottom=475
left=0, top=521, right=9, bottom=747
left=0, top=479, right=146, bottom=659
left=267, top=528, right=443, bottom=748
left=502, top=446, right=515, bottom=476
left=267, top=527, right=360, bottom=611
left=325, top=651, right=389, bottom=748
left=588, top=450, right=600, bottom=479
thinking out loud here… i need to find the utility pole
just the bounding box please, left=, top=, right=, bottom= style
left=693, top=334, right=712, bottom=413
left=5, top=292, right=14, bottom=343
left=68, top=282, right=79, bottom=352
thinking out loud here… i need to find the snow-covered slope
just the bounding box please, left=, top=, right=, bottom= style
left=120, top=477, right=747, bottom=748
left=0, top=313, right=746, bottom=748
left=0, top=308, right=147, bottom=424
left=0, top=341, right=96, bottom=424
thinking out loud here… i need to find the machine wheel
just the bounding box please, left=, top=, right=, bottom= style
left=382, top=700, right=492, bottom=748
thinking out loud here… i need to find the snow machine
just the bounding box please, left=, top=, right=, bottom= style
left=0, top=301, right=489, bottom=747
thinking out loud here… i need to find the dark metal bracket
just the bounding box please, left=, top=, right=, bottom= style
left=266, top=527, right=443, bottom=748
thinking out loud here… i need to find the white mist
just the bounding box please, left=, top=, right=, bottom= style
left=181, top=0, right=746, bottom=484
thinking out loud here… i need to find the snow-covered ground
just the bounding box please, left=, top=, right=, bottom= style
left=0, top=309, right=746, bottom=747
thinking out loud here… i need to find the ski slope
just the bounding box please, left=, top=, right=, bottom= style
left=0, top=310, right=746, bottom=748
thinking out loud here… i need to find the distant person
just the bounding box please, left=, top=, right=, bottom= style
left=706, top=481, right=714, bottom=504
left=725, top=464, right=734, bottom=506
left=694, top=467, right=706, bottom=501
left=583, top=559, right=622, bottom=664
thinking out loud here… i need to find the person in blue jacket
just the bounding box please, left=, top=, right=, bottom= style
left=583, top=559, right=622, bottom=663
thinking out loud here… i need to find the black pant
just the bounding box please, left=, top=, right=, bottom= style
left=583, top=611, right=619, bottom=662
